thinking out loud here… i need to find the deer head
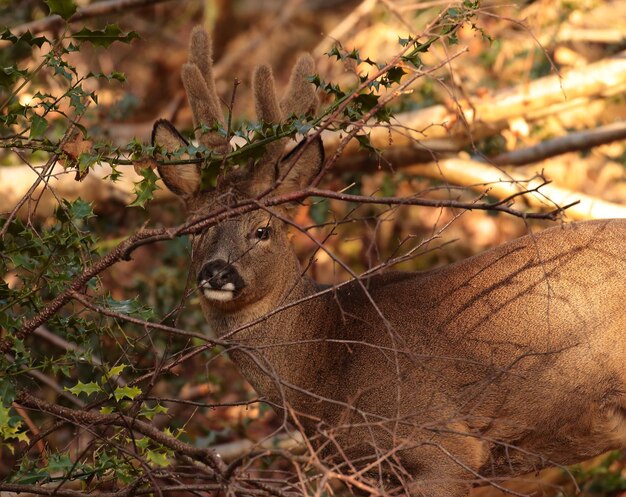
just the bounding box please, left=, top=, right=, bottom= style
left=152, top=27, right=324, bottom=321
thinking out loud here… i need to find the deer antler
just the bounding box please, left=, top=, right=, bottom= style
left=181, top=27, right=229, bottom=153
left=252, top=54, right=319, bottom=165
left=280, top=54, right=318, bottom=117
left=153, top=29, right=322, bottom=197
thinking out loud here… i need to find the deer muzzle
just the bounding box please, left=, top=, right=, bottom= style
left=197, top=259, right=245, bottom=302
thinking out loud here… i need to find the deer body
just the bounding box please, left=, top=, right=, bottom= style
left=204, top=219, right=626, bottom=485
left=154, top=27, right=626, bottom=497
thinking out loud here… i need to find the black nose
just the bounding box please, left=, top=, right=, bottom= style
left=198, top=260, right=242, bottom=289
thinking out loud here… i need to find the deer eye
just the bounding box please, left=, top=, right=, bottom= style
left=254, top=227, right=271, bottom=241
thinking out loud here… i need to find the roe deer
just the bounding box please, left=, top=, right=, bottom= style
left=153, top=27, right=626, bottom=497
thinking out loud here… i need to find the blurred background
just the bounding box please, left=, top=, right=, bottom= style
left=1, top=0, right=626, bottom=495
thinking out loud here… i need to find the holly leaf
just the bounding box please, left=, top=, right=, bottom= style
left=45, top=0, right=77, bottom=19
left=107, top=364, right=128, bottom=378
left=65, top=381, right=102, bottom=397
left=29, top=114, right=48, bottom=140
left=355, top=133, right=376, bottom=153
left=113, top=385, right=141, bottom=401
left=140, top=403, right=168, bottom=420
left=386, top=66, right=405, bottom=84
left=65, top=198, right=94, bottom=221
left=0, top=29, right=47, bottom=48
left=71, top=24, right=139, bottom=48
left=146, top=450, right=169, bottom=467
left=131, top=166, right=160, bottom=208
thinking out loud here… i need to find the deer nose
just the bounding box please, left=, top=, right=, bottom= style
left=198, top=260, right=241, bottom=290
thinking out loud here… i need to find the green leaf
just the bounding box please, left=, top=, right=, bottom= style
left=130, top=166, right=160, bottom=208
left=77, top=153, right=98, bottom=177
left=110, top=71, right=126, bottom=82
left=65, top=381, right=102, bottom=397
left=0, top=29, right=47, bottom=48
left=45, top=54, right=73, bottom=81
left=107, top=364, right=127, bottom=377
left=104, top=296, right=153, bottom=319
left=398, top=35, right=412, bottom=47
left=354, top=92, right=379, bottom=112
left=146, top=450, right=170, bottom=467
left=46, top=453, right=74, bottom=474
left=0, top=383, right=16, bottom=405
left=113, top=385, right=142, bottom=401
left=70, top=198, right=93, bottom=220
left=294, top=119, right=313, bottom=135
left=9, top=253, right=38, bottom=271
left=71, top=24, right=139, bottom=48
left=45, top=0, right=77, bottom=19
left=140, top=403, right=168, bottom=420
left=0, top=404, right=29, bottom=450
left=355, top=133, right=376, bottom=153
left=0, top=65, right=28, bottom=88
left=326, top=46, right=343, bottom=60
left=386, top=67, right=405, bottom=84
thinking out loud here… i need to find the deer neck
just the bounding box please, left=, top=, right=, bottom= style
left=201, top=256, right=332, bottom=410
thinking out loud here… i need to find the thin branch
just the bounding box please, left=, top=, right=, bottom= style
left=302, top=185, right=575, bottom=219
left=16, top=391, right=227, bottom=475
left=12, top=0, right=175, bottom=36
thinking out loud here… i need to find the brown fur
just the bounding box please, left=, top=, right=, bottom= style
left=182, top=26, right=228, bottom=152
left=153, top=28, right=626, bottom=497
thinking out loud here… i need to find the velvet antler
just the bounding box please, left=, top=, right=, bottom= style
left=252, top=53, right=320, bottom=176
left=181, top=27, right=229, bottom=153
left=153, top=28, right=322, bottom=197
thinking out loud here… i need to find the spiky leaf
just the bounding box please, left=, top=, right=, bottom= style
left=71, top=25, right=139, bottom=48
left=45, top=0, right=77, bottom=19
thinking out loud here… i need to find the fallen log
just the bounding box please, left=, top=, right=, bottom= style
left=408, top=158, right=626, bottom=221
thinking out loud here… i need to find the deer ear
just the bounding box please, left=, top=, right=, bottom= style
left=152, top=119, right=201, bottom=196
left=274, top=136, right=324, bottom=195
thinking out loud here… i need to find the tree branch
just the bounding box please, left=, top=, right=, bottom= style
left=491, top=120, right=626, bottom=166
left=16, top=391, right=227, bottom=475
left=12, top=0, right=176, bottom=36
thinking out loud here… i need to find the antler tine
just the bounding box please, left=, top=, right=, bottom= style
left=253, top=65, right=283, bottom=124
left=189, top=27, right=222, bottom=119
left=280, top=54, right=318, bottom=118
left=182, top=27, right=228, bottom=153
left=252, top=55, right=318, bottom=169
left=253, top=64, right=285, bottom=161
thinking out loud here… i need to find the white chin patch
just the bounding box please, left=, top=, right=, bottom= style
left=200, top=280, right=237, bottom=302
left=201, top=288, right=234, bottom=302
